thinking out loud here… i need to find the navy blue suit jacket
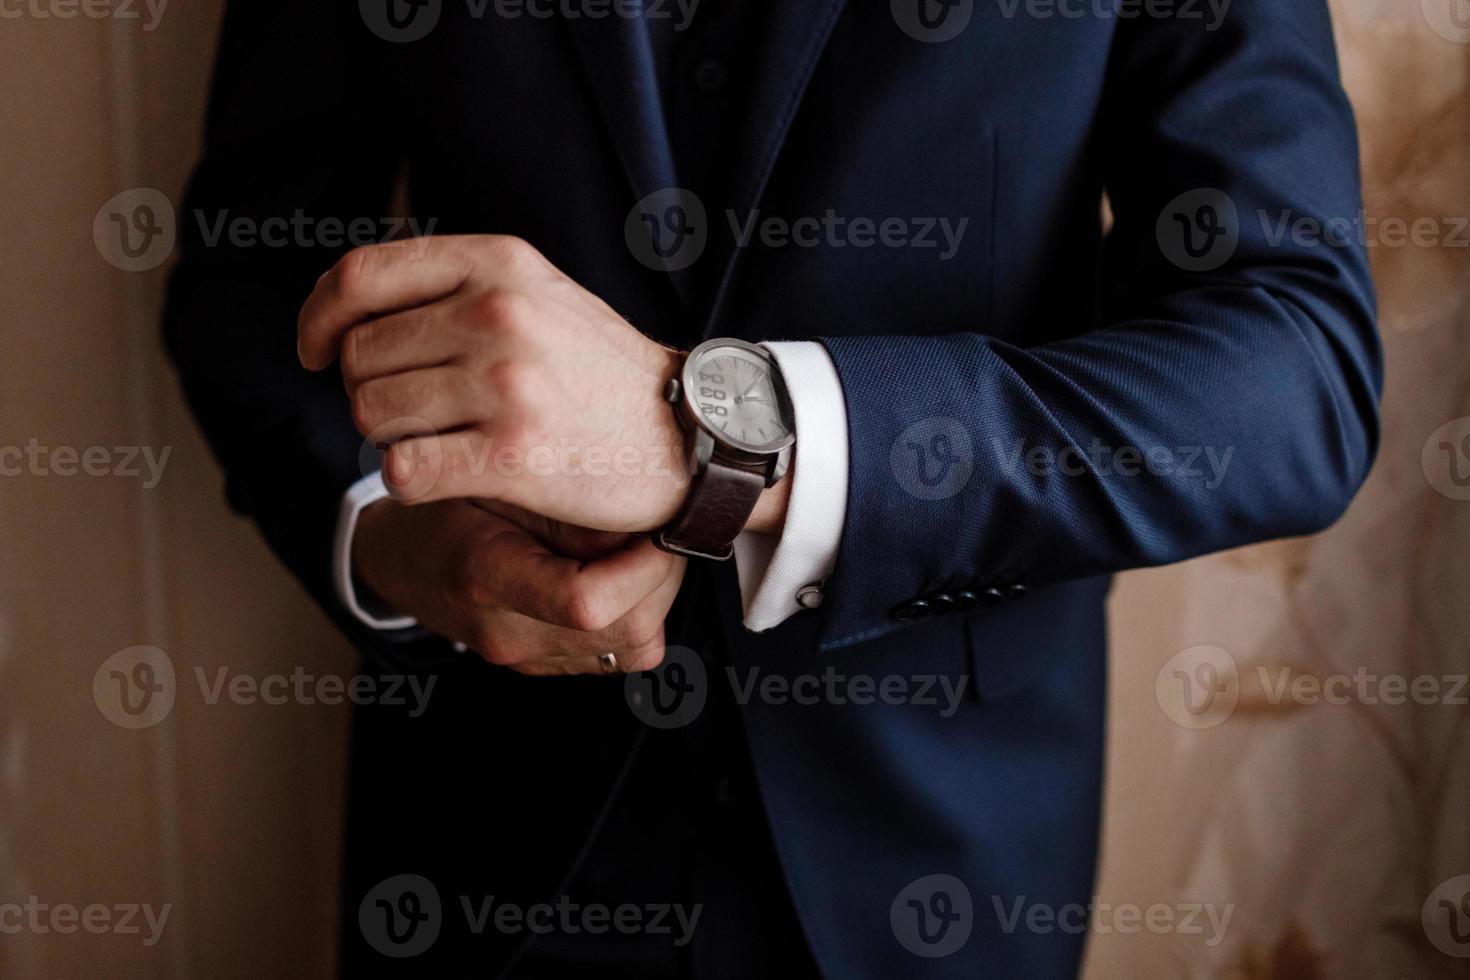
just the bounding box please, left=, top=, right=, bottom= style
left=164, top=1, right=1379, bottom=976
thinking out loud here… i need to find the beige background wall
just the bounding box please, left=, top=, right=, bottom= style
left=0, top=3, right=1465, bottom=977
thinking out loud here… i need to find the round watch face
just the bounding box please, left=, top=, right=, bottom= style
left=685, top=343, right=794, bottom=454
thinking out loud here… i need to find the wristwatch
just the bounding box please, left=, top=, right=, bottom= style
left=655, top=338, right=795, bottom=560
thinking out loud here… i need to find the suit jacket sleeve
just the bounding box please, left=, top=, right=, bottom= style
left=816, top=2, right=1382, bottom=650
left=163, top=1, right=404, bottom=637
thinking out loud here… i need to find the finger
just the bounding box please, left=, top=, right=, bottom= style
left=508, top=654, right=619, bottom=678
left=471, top=499, right=633, bottom=561
left=339, top=304, right=468, bottom=394
left=352, top=367, right=487, bottom=444
left=561, top=551, right=683, bottom=663
left=481, top=534, right=676, bottom=632
left=470, top=549, right=684, bottom=671
left=505, top=633, right=666, bottom=677
left=382, top=431, right=497, bottom=503
left=619, top=639, right=669, bottom=674
left=298, top=239, right=475, bottom=371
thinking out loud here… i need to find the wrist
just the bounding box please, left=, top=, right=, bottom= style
left=743, top=468, right=793, bottom=537
left=646, top=343, right=690, bottom=527
left=351, top=498, right=408, bottom=612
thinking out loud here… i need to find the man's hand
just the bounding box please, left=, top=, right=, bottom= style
left=352, top=496, right=685, bottom=675
left=298, top=235, right=698, bottom=533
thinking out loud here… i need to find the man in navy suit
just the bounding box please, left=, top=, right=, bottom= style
left=165, top=0, right=1379, bottom=975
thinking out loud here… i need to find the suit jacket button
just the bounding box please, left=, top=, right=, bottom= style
left=952, top=590, right=979, bottom=612
left=892, top=599, right=931, bottom=622
left=927, top=593, right=956, bottom=616
left=1005, top=584, right=1028, bottom=600
left=979, top=587, right=1005, bottom=606
left=694, top=57, right=729, bottom=95
left=714, top=776, right=737, bottom=808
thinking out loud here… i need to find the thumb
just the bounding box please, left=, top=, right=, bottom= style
left=477, top=531, right=675, bottom=633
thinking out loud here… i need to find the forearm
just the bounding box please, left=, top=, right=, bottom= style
left=810, top=0, right=1380, bottom=650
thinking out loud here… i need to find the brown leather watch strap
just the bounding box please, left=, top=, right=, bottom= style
left=654, top=458, right=767, bottom=560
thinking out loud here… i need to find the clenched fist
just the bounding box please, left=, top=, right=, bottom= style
left=351, top=496, right=684, bottom=676
left=298, top=235, right=698, bottom=533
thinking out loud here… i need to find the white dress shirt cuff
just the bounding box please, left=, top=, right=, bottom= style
left=732, top=341, right=850, bottom=632
left=334, top=471, right=418, bottom=630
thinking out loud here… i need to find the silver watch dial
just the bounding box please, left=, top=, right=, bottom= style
left=686, top=343, right=794, bottom=454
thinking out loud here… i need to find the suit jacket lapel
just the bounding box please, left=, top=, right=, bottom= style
left=703, top=0, right=850, bottom=336
left=564, top=13, right=678, bottom=217
left=563, top=1, right=851, bottom=326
